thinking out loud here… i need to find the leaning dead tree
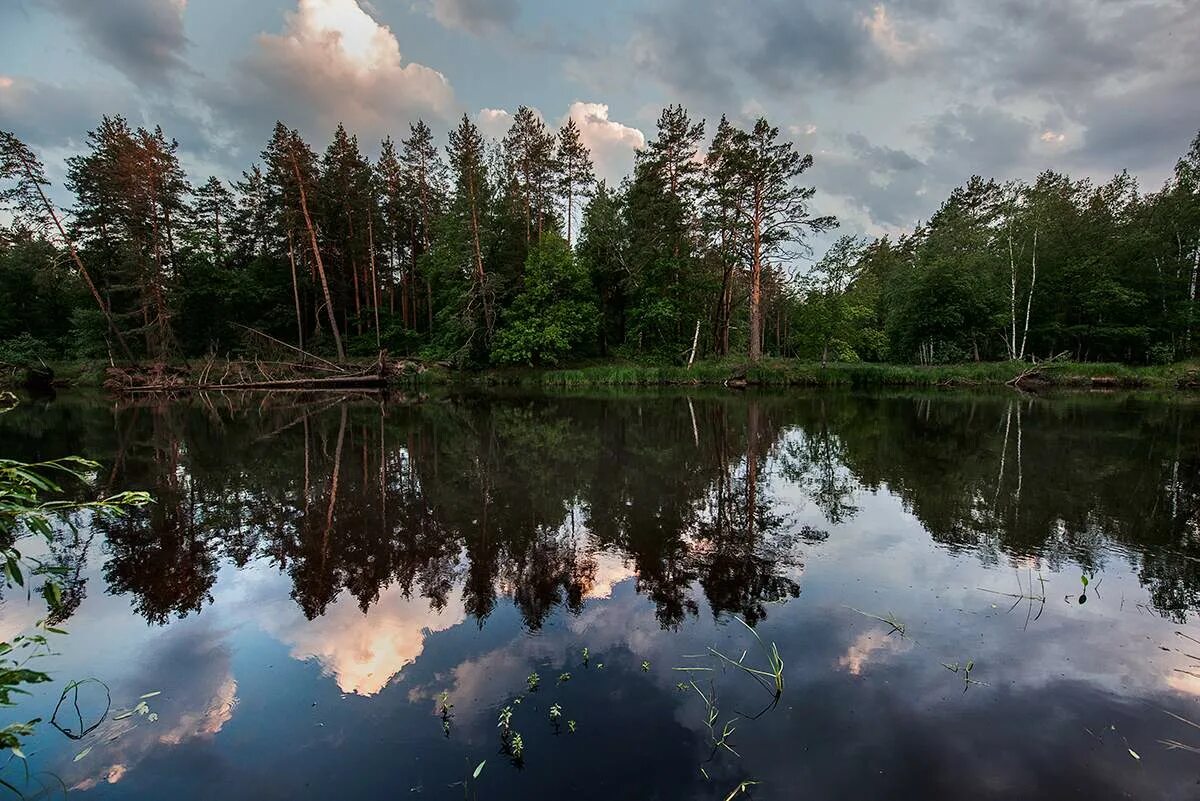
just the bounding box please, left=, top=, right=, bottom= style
left=0, top=130, right=135, bottom=361
left=288, top=131, right=346, bottom=361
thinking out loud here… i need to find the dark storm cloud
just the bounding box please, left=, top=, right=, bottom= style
left=41, top=0, right=189, bottom=87
left=1069, top=72, right=1200, bottom=180
left=629, top=0, right=930, bottom=107
left=845, top=133, right=924, bottom=174
left=818, top=106, right=1041, bottom=231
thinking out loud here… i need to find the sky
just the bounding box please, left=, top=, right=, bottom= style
left=1, top=0, right=1197, bottom=246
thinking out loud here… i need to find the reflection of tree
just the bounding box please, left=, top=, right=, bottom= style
left=98, top=405, right=219, bottom=625
left=20, top=386, right=1197, bottom=629
left=778, top=397, right=860, bottom=525
left=695, top=401, right=800, bottom=626
left=57, top=393, right=818, bottom=630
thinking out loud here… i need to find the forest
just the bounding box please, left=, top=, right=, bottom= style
left=1, top=109, right=1198, bottom=369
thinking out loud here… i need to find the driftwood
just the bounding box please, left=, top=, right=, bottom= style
left=102, top=345, right=432, bottom=393
left=123, top=376, right=386, bottom=393
left=1005, top=351, right=1071, bottom=391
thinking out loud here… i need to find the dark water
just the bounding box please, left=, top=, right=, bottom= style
left=2, top=388, right=1200, bottom=800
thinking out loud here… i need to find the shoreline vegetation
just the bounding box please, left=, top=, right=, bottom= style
left=2, top=113, right=1198, bottom=389
left=5, top=357, right=1199, bottom=393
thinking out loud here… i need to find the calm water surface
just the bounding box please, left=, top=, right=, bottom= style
left=2, top=388, right=1200, bottom=800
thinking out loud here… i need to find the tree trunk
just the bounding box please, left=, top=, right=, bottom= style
left=368, top=213, right=381, bottom=351
left=1008, top=233, right=1017, bottom=360
left=17, top=148, right=135, bottom=361
left=287, top=229, right=305, bottom=353
left=290, top=147, right=345, bottom=361
left=748, top=185, right=764, bottom=362
left=687, top=319, right=700, bottom=368
left=1019, top=229, right=1037, bottom=360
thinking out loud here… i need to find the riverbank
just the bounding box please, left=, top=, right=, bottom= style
left=5, top=357, right=1199, bottom=392
left=487, top=358, right=1200, bottom=390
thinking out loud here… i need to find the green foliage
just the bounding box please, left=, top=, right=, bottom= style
left=492, top=233, right=599, bottom=365
left=3, top=120, right=1198, bottom=369
left=0, top=335, right=52, bottom=367
left=0, top=393, right=150, bottom=756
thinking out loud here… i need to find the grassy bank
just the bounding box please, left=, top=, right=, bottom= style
left=491, top=358, right=1200, bottom=390
left=5, top=357, right=1198, bottom=392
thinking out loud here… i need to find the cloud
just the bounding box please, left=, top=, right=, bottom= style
left=472, top=101, right=644, bottom=184
left=623, top=0, right=925, bottom=109
left=475, top=107, right=512, bottom=140
left=41, top=0, right=189, bottom=87
left=0, top=75, right=127, bottom=148
left=261, top=583, right=465, bottom=695
left=425, top=0, right=519, bottom=36
left=60, top=621, right=239, bottom=791
left=205, top=0, right=455, bottom=151
left=860, top=4, right=925, bottom=65
left=561, top=102, right=645, bottom=184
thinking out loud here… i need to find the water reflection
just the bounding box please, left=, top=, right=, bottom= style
left=3, top=389, right=1200, bottom=799
left=3, top=391, right=1198, bottom=631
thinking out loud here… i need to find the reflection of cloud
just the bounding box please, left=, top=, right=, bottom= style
left=838, top=629, right=911, bottom=676
left=263, top=584, right=465, bottom=695
left=65, top=621, right=238, bottom=791
left=159, top=676, right=237, bottom=744
left=582, top=551, right=636, bottom=600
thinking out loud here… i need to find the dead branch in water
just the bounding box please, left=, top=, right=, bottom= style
left=1005, top=351, right=1071, bottom=390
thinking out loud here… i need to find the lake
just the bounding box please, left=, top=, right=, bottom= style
left=2, top=388, right=1199, bottom=800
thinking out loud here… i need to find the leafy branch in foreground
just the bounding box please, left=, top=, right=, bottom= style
left=0, top=392, right=151, bottom=765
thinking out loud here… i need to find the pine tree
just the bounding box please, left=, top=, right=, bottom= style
left=501, top=106, right=559, bottom=244
left=191, top=176, right=235, bottom=262
left=1, top=129, right=134, bottom=359
left=730, top=118, right=835, bottom=361
left=445, top=113, right=494, bottom=357
left=556, top=117, right=594, bottom=248
left=399, top=120, right=448, bottom=332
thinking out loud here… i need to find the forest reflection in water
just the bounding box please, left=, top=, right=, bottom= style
left=4, top=388, right=1200, bottom=799
left=4, top=388, right=1199, bottom=634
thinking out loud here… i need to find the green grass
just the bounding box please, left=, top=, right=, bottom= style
left=515, top=358, right=1200, bottom=390
left=7, top=357, right=1198, bottom=392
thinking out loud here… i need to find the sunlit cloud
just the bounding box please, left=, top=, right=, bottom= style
left=838, top=629, right=911, bottom=676
left=262, top=584, right=466, bottom=695
left=581, top=551, right=636, bottom=600
left=860, top=4, right=923, bottom=65
left=211, top=0, right=455, bottom=147
left=561, top=101, right=645, bottom=184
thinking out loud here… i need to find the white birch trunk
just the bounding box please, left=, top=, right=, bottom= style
left=1018, top=229, right=1037, bottom=361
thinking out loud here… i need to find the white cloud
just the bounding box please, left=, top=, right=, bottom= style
left=215, top=0, right=454, bottom=146
left=471, top=102, right=642, bottom=183
left=476, top=107, right=513, bottom=140
left=261, top=583, right=465, bottom=695
left=425, top=0, right=519, bottom=37
left=561, top=101, right=645, bottom=184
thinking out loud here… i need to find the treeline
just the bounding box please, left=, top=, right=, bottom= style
left=0, top=107, right=830, bottom=367
left=1, top=114, right=1197, bottom=368
left=800, top=136, right=1200, bottom=365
